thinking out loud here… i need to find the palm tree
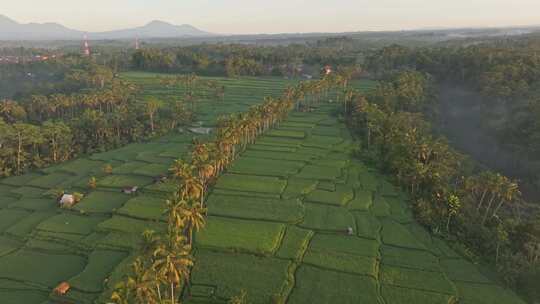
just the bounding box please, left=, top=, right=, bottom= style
left=146, top=98, right=162, bottom=133
left=152, top=234, right=193, bottom=304
left=111, top=258, right=160, bottom=304
left=165, top=195, right=186, bottom=234
left=180, top=199, right=207, bottom=246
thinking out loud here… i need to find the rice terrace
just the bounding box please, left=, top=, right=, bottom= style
left=0, top=71, right=529, bottom=303
left=1, top=3, right=540, bottom=304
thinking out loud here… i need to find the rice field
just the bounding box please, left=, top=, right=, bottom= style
left=0, top=73, right=524, bottom=304
left=0, top=73, right=296, bottom=304
left=188, top=102, right=526, bottom=304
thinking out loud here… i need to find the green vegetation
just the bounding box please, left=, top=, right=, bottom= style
left=188, top=91, right=525, bottom=304
left=0, top=73, right=296, bottom=303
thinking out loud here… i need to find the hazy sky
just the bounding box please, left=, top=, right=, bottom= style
left=3, top=0, right=540, bottom=34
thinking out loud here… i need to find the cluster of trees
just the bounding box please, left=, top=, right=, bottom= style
left=1, top=54, right=116, bottom=99
left=111, top=77, right=335, bottom=304
left=346, top=70, right=539, bottom=296
left=0, top=80, right=192, bottom=177
left=131, top=43, right=360, bottom=77
left=366, top=44, right=540, bottom=157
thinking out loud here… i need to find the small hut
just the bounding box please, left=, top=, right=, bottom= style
left=346, top=227, right=354, bottom=236
left=58, top=194, right=75, bottom=208
left=54, top=282, right=70, bottom=295
left=122, top=186, right=138, bottom=195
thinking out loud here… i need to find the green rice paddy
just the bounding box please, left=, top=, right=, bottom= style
left=0, top=73, right=296, bottom=304
left=189, top=100, right=526, bottom=304
left=0, top=73, right=525, bottom=304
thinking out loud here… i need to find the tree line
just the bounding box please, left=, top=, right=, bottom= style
left=130, top=43, right=359, bottom=77
left=110, top=76, right=341, bottom=304
left=345, top=69, right=539, bottom=301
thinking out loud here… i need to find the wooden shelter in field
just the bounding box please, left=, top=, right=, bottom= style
left=122, top=186, right=139, bottom=195
left=54, top=282, right=70, bottom=295
left=58, top=194, right=75, bottom=208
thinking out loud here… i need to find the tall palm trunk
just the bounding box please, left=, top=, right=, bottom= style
left=171, top=283, right=175, bottom=304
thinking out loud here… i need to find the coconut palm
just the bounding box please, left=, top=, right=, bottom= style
left=179, top=199, right=207, bottom=246
left=152, top=234, right=193, bottom=304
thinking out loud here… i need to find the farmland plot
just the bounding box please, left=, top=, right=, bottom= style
left=190, top=101, right=526, bottom=304
left=0, top=73, right=295, bottom=304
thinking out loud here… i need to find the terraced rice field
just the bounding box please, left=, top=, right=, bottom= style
left=0, top=73, right=296, bottom=304
left=189, top=103, right=526, bottom=304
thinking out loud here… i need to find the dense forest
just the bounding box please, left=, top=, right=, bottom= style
left=365, top=43, right=540, bottom=166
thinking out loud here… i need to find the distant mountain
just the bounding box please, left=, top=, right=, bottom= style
left=91, top=20, right=210, bottom=39
left=0, top=15, right=82, bottom=40
left=0, top=15, right=211, bottom=40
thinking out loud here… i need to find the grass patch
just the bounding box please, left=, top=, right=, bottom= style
left=295, top=164, right=342, bottom=181
left=0, top=290, right=48, bottom=304
left=196, top=216, right=285, bottom=254
left=112, top=161, right=149, bottom=174
left=206, top=194, right=303, bottom=223
left=10, top=186, right=45, bottom=198
left=381, top=284, right=456, bottom=304
left=27, top=172, right=74, bottom=188
left=0, top=209, right=32, bottom=233
left=228, top=157, right=303, bottom=177
left=304, top=185, right=353, bottom=206
left=267, top=129, right=306, bottom=139
left=381, top=245, right=441, bottom=272
left=308, top=233, right=379, bottom=257
left=300, top=203, right=355, bottom=231
left=5, top=211, right=54, bottom=238
left=214, top=174, right=286, bottom=194
left=37, top=213, right=107, bottom=235
left=372, top=194, right=391, bottom=217
left=380, top=265, right=456, bottom=295
left=453, top=282, right=526, bottom=304
left=352, top=211, right=381, bottom=239
left=0, top=173, right=43, bottom=186
left=116, top=195, right=166, bottom=220
left=97, top=216, right=165, bottom=234
left=97, top=174, right=153, bottom=188
left=0, top=249, right=86, bottom=287
left=191, top=250, right=290, bottom=304
left=133, top=163, right=171, bottom=177
left=275, top=226, right=313, bottom=260
left=282, top=178, right=318, bottom=199
left=69, top=249, right=129, bottom=292
left=0, top=236, right=23, bottom=256
left=439, top=259, right=490, bottom=283
left=74, top=191, right=130, bottom=213
left=8, top=197, right=56, bottom=211
left=288, top=265, right=379, bottom=304
left=347, top=189, right=373, bottom=211
left=380, top=219, right=427, bottom=250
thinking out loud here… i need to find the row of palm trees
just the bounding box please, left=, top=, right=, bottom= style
left=111, top=75, right=344, bottom=304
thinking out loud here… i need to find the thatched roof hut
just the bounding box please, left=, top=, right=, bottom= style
left=58, top=194, right=74, bottom=207
left=54, top=282, right=70, bottom=295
